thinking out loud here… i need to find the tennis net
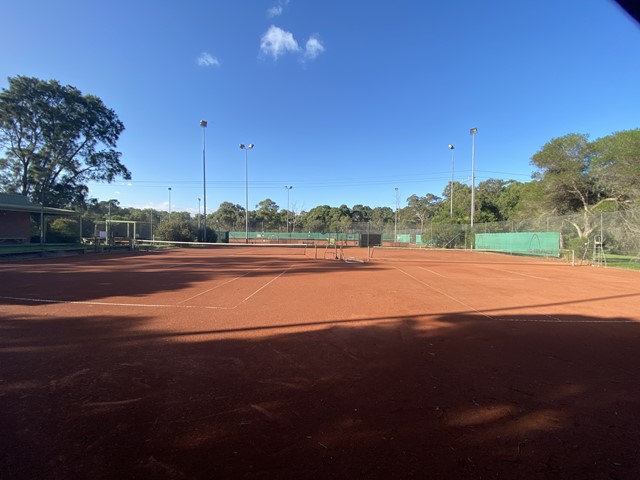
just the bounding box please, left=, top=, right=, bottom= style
left=136, top=239, right=308, bottom=256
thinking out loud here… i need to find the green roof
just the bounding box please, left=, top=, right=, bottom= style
left=0, top=193, right=32, bottom=206
left=0, top=192, right=78, bottom=215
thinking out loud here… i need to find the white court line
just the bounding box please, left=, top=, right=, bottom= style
left=394, top=266, right=495, bottom=320
left=240, top=268, right=291, bottom=304
left=486, top=267, right=549, bottom=280
left=0, top=295, right=233, bottom=309
left=392, top=266, right=627, bottom=324
left=0, top=266, right=293, bottom=311
left=499, top=317, right=639, bottom=323
left=418, top=266, right=448, bottom=278
left=176, top=266, right=270, bottom=305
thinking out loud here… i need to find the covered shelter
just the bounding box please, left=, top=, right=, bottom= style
left=0, top=192, right=80, bottom=244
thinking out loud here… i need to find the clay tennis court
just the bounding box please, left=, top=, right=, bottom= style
left=1, top=246, right=640, bottom=479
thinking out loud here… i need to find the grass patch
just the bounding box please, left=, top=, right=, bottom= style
left=601, top=253, right=640, bottom=270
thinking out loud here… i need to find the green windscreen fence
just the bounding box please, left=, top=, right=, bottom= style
left=475, top=232, right=560, bottom=257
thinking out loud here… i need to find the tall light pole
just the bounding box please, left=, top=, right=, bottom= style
left=200, top=120, right=208, bottom=242
left=240, top=143, right=254, bottom=243
left=107, top=199, right=112, bottom=245
left=168, top=187, right=172, bottom=219
left=394, top=187, right=399, bottom=241
left=197, top=197, right=201, bottom=240
left=448, top=144, right=455, bottom=218
left=470, top=128, right=477, bottom=227
left=284, top=185, right=293, bottom=234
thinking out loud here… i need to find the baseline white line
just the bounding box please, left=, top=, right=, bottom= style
left=0, top=295, right=233, bottom=310
left=499, top=317, right=639, bottom=324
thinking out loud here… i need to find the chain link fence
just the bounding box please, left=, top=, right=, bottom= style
left=70, top=209, right=640, bottom=266
left=225, top=209, right=640, bottom=265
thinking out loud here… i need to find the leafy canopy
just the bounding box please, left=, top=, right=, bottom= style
left=0, top=75, right=130, bottom=208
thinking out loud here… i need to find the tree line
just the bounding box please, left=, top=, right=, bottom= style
left=2, top=76, right=640, bottom=243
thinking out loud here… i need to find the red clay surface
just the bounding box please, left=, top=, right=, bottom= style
left=1, top=246, right=640, bottom=479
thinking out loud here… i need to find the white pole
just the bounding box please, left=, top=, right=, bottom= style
left=394, top=187, right=399, bottom=241
left=240, top=143, right=254, bottom=243
left=200, top=120, right=207, bottom=242
left=448, top=144, right=455, bottom=218
left=470, top=128, right=477, bottom=227
left=245, top=149, right=248, bottom=242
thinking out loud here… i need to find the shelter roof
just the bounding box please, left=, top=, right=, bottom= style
left=0, top=193, right=78, bottom=215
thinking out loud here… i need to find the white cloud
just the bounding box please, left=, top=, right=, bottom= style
left=260, top=25, right=300, bottom=60
left=267, top=0, right=289, bottom=18
left=304, top=35, right=325, bottom=60
left=267, top=5, right=283, bottom=17
left=197, top=52, right=219, bottom=67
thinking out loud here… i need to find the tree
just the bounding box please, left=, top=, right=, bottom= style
left=370, top=206, right=394, bottom=230
left=472, top=179, right=524, bottom=223
left=434, top=182, right=471, bottom=224
left=591, top=129, right=640, bottom=209
left=48, top=217, right=79, bottom=243
left=154, top=219, right=203, bottom=242
left=304, top=205, right=333, bottom=233
left=211, top=202, right=244, bottom=231
left=530, top=133, right=617, bottom=240
left=0, top=76, right=130, bottom=208
left=407, top=194, right=442, bottom=231
left=495, top=181, right=526, bottom=220
left=531, top=134, right=594, bottom=212
left=351, top=204, right=373, bottom=223
left=254, top=198, right=280, bottom=230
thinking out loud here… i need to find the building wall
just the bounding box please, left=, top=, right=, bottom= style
left=0, top=211, right=31, bottom=243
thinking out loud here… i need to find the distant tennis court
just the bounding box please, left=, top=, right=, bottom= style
left=2, top=246, right=640, bottom=479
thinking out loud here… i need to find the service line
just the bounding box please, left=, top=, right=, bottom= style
left=417, top=266, right=448, bottom=278
left=176, top=266, right=270, bottom=305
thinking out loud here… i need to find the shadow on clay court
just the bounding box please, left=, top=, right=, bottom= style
left=1, top=308, right=640, bottom=479
left=0, top=252, right=382, bottom=305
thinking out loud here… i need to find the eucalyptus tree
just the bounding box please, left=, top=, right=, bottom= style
left=254, top=198, right=280, bottom=230
left=211, top=202, right=245, bottom=230
left=591, top=129, right=640, bottom=209
left=530, top=133, right=620, bottom=241
left=0, top=76, right=130, bottom=208
left=407, top=193, right=442, bottom=231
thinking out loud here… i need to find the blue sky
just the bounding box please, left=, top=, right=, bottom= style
left=2, top=0, right=639, bottom=215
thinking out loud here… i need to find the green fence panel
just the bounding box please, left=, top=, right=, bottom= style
left=475, top=232, right=560, bottom=257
